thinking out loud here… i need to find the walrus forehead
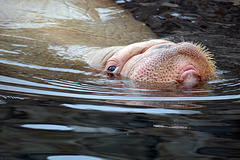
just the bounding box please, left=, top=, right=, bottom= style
left=132, top=44, right=174, bottom=62
left=121, top=46, right=173, bottom=77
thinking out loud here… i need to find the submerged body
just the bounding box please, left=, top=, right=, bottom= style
left=0, top=0, right=216, bottom=87
left=0, top=0, right=155, bottom=46
left=0, top=0, right=155, bottom=80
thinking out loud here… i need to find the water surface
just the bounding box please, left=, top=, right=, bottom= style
left=0, top=0, right=240, bottom=159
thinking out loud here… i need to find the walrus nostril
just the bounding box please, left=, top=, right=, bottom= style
left=181, top=71, right=201, bottom=87
left=180, top=65, right=201, bottom=87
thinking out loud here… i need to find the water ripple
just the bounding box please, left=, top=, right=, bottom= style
left=0, top=83, right=239, bottom=101
left=47, top=155, right=107, bottom=160
left=0, top=59, right=88, bottom=74
left=21, top=124, right=117, bottom=133
left=62, top=104, right=201, bottom=114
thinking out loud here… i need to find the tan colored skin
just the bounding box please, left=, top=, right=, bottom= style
left=0, top=0, right=216, bottom=87
left=0, top=0, right=155, bottom=47
left=86, top=39, right=216, bottom=87
left=0, top=0, right=156, bottom=72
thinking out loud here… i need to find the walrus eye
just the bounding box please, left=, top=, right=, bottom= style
left=107, top=66, right=116, bottom=72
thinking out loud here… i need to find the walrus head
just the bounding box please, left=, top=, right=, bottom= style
left=104, top=40, right=216, bottom=87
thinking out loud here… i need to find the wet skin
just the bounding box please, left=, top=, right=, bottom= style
left=87, top=39, right=216, bottom=87
left=0, top=0, right=216, bottom=87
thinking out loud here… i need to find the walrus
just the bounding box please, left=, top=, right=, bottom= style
left=84, top=39, right=216, bottom=87
left=0, top=0, right=216, bottom=88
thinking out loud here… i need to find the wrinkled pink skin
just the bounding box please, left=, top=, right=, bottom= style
left=88, top=39, right=215, bottom=87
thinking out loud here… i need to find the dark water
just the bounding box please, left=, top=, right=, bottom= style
left=1, top=0, right=240, bottom=160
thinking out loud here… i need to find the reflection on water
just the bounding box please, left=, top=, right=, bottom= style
left=0, top=0, right=240, bottom=159
left=47, top=155, right=107, bottom=160
left=62, top=104, right=201, bottom=114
